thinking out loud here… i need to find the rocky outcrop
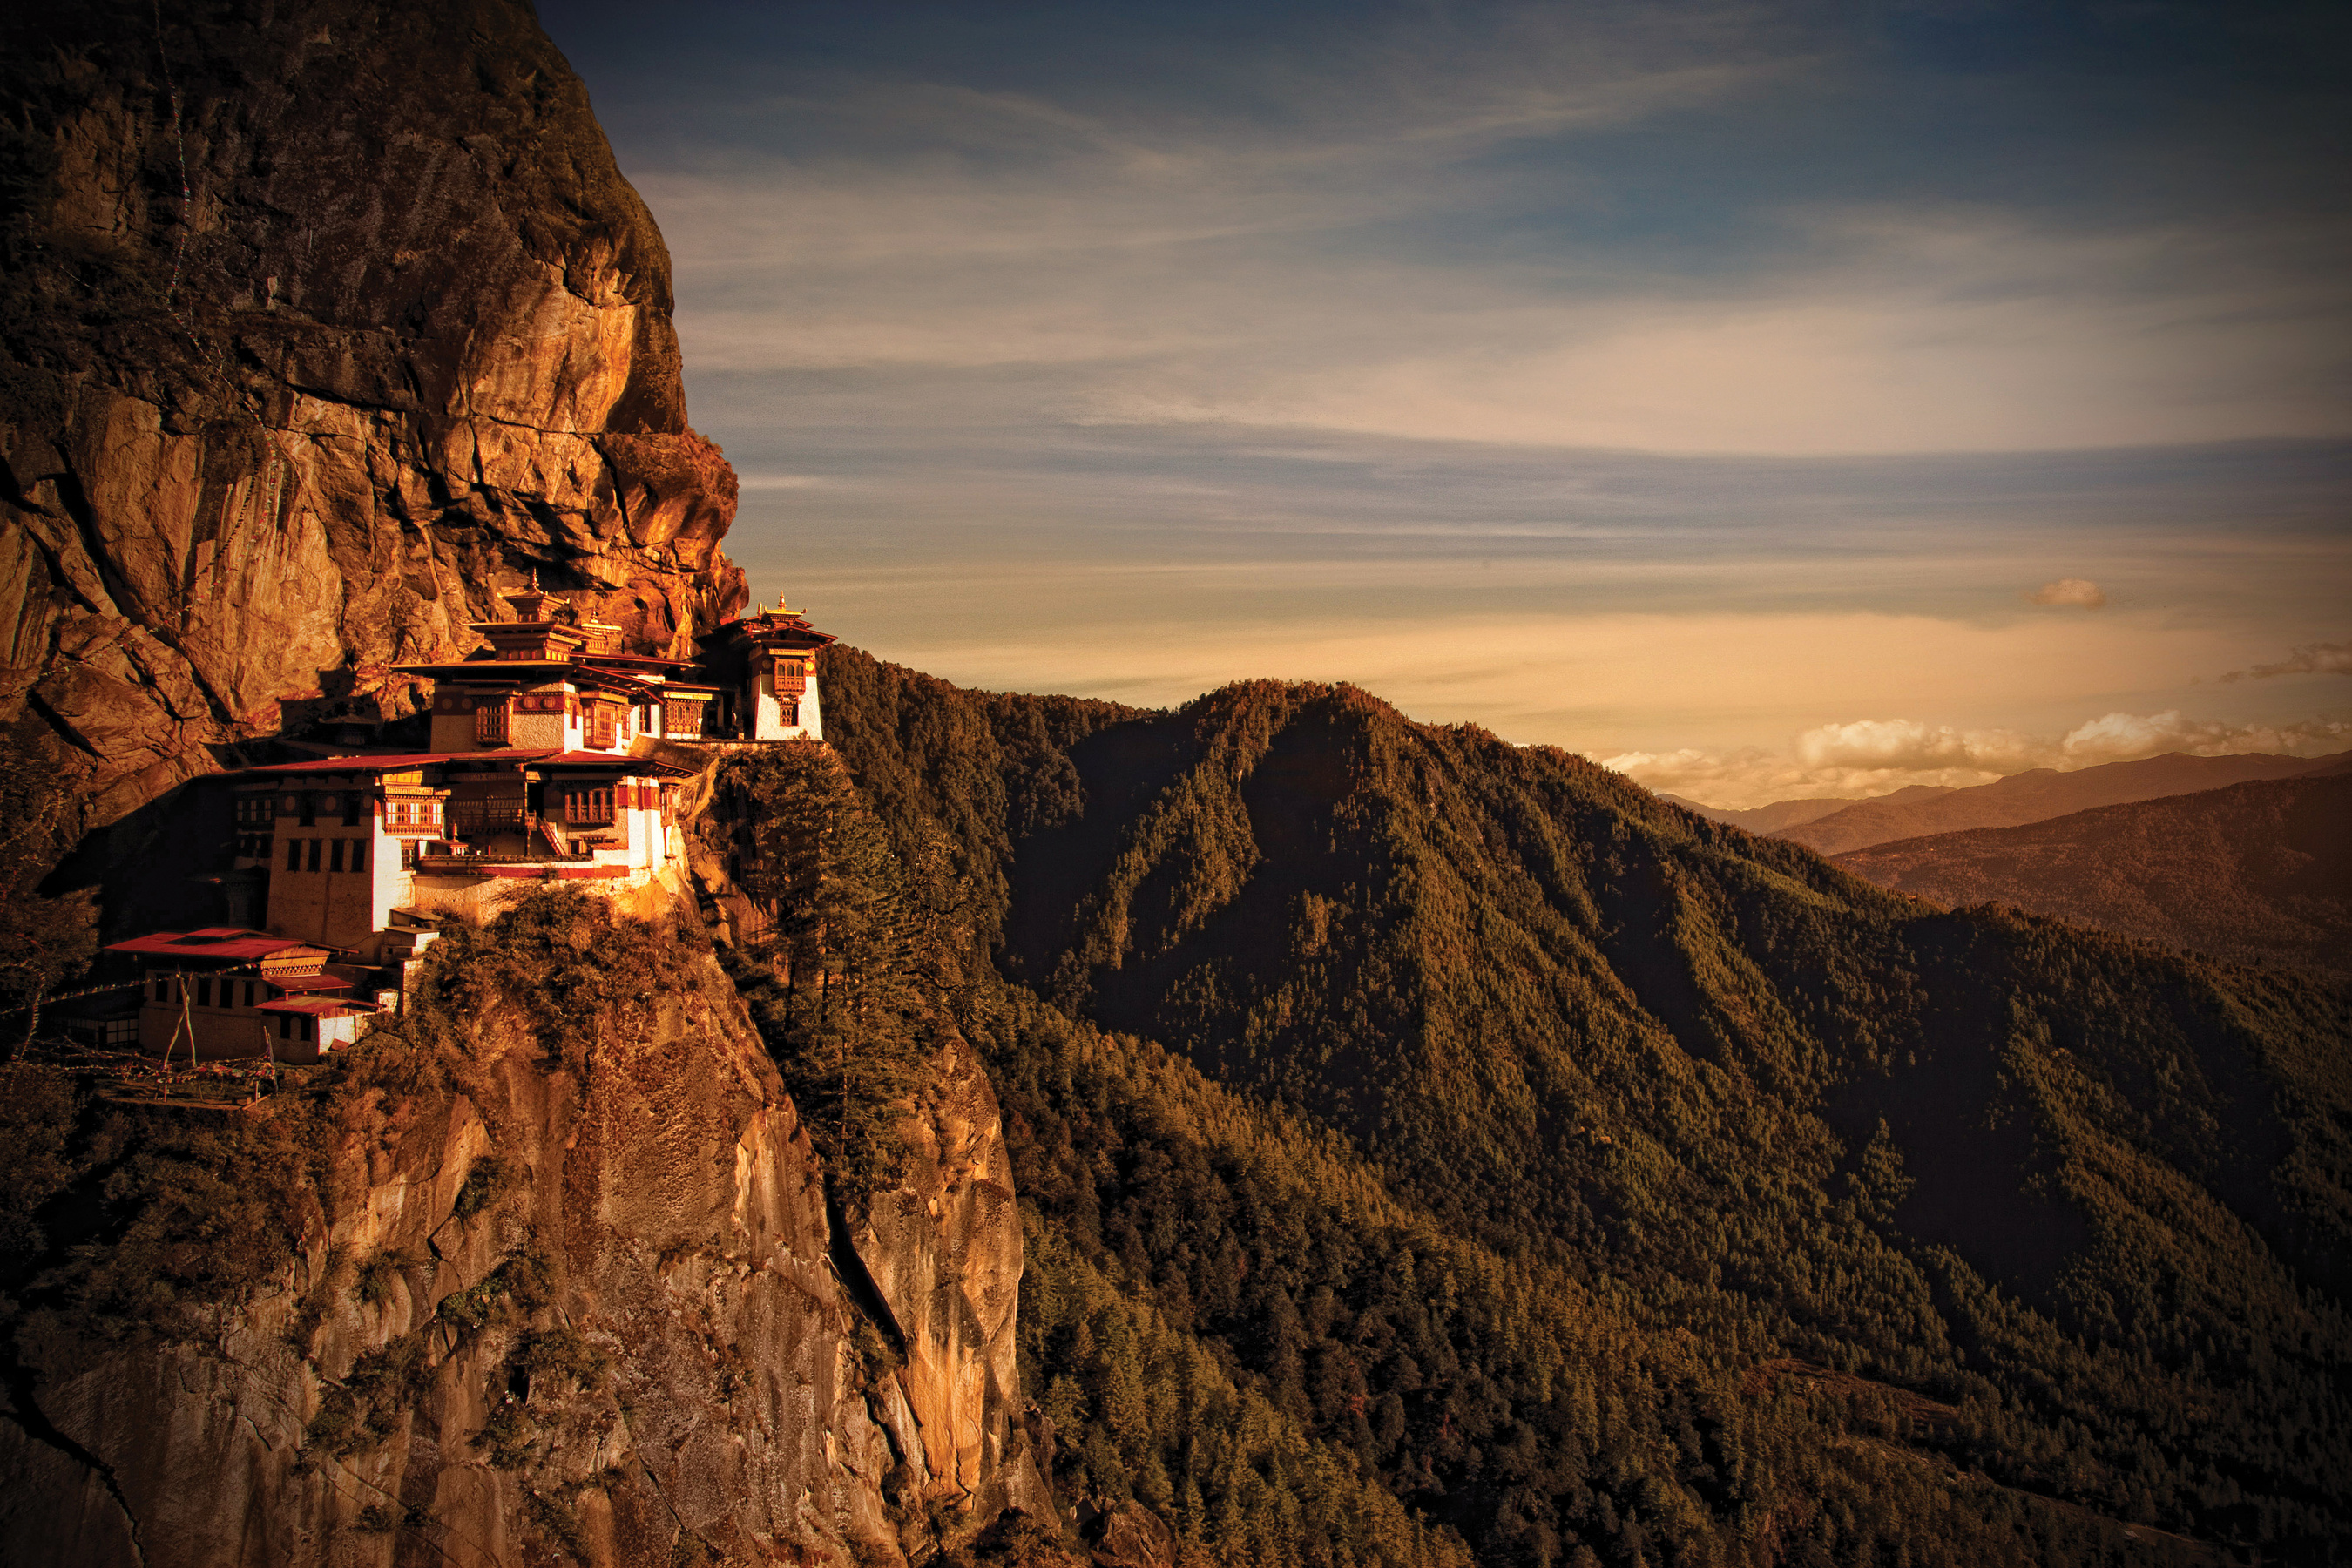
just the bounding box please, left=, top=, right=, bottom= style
left=856, top=1033, right=1051, bottom=1542
left=0, top=0, right=746, bottom=841
left=0, top=911, right=901, bottom=1566
left=0, top=9, right=1062, bottom=1560
left=0, top=897, right=1064, bottom=1566
left=664, top=743, right=1055, bottom=1553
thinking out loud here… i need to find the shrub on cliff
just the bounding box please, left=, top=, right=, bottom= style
left=401, top=885, right=709, bottom=1084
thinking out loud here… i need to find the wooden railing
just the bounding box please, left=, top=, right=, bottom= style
left=445, top=801, right=527, bottom=837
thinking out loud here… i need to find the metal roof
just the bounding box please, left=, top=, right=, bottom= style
left=238, top=750, right=555, bottom=776
left=268, top=975, right=355, bottom=994
left=105, top=930, right=326, bottom=962
left=537, top=751, right=698, bottom=774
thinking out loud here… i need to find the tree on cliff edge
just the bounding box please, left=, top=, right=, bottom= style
left=719, top=742, right=950, bottom=1202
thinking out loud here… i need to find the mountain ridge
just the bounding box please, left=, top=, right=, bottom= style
left=1766, top=748, right=2349, bottom=855
left=821, top=646, right=2352, bottom=1564
left=1833, top=771, right=2352, bottom=980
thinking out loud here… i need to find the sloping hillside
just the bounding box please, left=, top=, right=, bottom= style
left=1834, top=774, right=2352, bottom=980
left=1774, top=751, right=2345, bottom=855
left=1660, top=786, right=1951, bottom=834
left=823, top=645, right=2352, bottom=1566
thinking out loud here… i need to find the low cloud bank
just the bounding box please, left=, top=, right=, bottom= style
left=1608, top=711, right=2352, bottom=809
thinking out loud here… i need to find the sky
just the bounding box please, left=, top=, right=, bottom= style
left=537, top=0, right=2351, bottom=808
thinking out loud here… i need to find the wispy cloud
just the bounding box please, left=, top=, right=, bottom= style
left=544, top=0, right=2352, bottom=781
left=2220, top=639, right=2352, bottom=682
left=2025, top=578, right=2105, bottom=608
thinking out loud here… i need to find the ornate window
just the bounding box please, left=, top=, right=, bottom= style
left=562, top=787, right=616, bottom=824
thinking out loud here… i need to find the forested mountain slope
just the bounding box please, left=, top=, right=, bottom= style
left=1774, top=751, right=2344, bottom=855
left=821, top=645, right=2352, bottom=1566
left=1834, top=774, right=2352, bottom=982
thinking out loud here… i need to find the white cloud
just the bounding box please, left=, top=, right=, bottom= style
left=1794, top=717, right=2036, bottom=774
left=1605, top=709, right=2352, bottom=808
left=2025, top=578, right=2105, bottom=608
left=2060, top=710, right=2352, bottom=763
left=1602, top=745, right=2006, bottom=805
left=735, top=473, right=848, bottom=490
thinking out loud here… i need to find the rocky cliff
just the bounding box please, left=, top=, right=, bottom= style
left=0, top=0, right=746, bottom=841
left=0, top=894, right=1051, bottom=1567
left=0, top=3, right=1060, bottom=1561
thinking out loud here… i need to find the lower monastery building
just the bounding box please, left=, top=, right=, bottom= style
left=103, top=583, right=835, bottom=1063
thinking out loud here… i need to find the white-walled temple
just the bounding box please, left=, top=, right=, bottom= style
left=102, top=581, right=839, bottom=1061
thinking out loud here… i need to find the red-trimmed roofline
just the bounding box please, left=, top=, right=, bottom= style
left=237, top=750, right=555, bottom=776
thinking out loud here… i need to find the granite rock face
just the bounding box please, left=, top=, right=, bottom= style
left=856, top=1031, right=1052, bottom=1539
left=0, top=0, right=746, bottom=841
left=0, top=927, right=908, bottom=1568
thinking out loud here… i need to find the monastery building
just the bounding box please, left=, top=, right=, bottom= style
left=102, top=583, right=835, bottom=1063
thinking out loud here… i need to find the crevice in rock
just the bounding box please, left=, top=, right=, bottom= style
left=825, top=1187, right=907, bottom=1356
left=24, top=685, right=105, bottom=759
left=49, top=464, right=138, bottom=625
left=0, top=1346, right=149, bottom=1567
left=125, top=620, right=238, bottom=729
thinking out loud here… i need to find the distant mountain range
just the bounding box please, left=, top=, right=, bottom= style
left=1666, top=749, right=2349, bottom=855
left=1660, top=784, right=1954, bottom=835
left=1832, top=772, right=2352, bottom=979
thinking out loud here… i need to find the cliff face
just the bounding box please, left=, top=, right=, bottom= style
left=855, top=1033, right=1037, bottom=1524
left=0, top=0, right=746, bottom=837
left=0, top=898, right=1046, bottom=1567
left=0, top=5, right=1058, bottom=1560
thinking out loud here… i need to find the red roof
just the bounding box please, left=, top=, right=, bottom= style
left=106, top=930, right=318, bottom=963
left=269, top=975, right=355, bottom=995
left=261, top=998, right=375, bottom=1017
left=239, top=750, right=554, bottom=776
left=704, top=612, right=836, bottom=649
